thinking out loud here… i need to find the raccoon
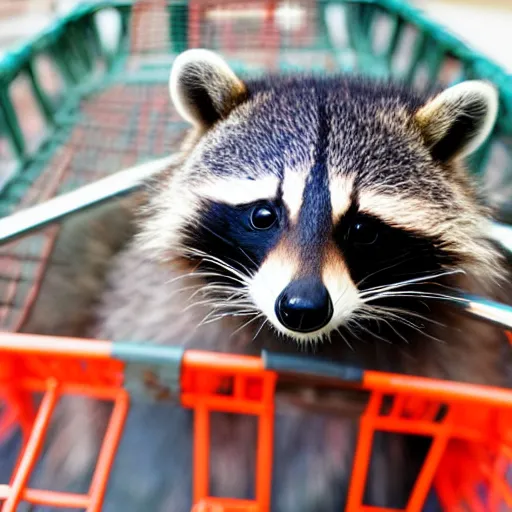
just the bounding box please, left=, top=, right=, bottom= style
left=18, top=49, right=512, bottom=511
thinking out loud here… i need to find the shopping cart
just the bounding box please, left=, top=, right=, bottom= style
left=1, top=1, right=512, bottom=511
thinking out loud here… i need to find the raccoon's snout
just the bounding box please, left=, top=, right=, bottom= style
left=275, top=277, right=333, bottom=333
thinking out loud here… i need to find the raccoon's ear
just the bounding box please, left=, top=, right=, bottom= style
left=415, top=80, right=498, bottom=162
left=169, top=49, right=247, bottom=127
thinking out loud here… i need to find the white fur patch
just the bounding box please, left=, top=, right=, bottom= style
left=137, top=181, right=202, bottom=260
left=358, top=191, right=434, bottom=232
left=198, top=174, right=280, bottom=205
left=281, top=168, right=307, bottom=223
left=249, top=246, right=298, bottom=336
left=322, top=255, right=361, bottom=331
left=329, top=175, right=354, bottom=223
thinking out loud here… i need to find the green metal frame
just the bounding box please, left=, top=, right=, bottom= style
left=1, top=0, right=512, bottom=218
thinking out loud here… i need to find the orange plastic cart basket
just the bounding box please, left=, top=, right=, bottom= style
left=1, top=332, right=512, bottom=512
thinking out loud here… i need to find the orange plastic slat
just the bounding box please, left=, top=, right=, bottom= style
left=88, top=391, right=129, bottom=512
left=346, top=392, right=383, bottom=512
left=0, top=332, right=113, bottom=358
left=194, top=403, right=211, bottom=504
left=0, top=488, right=90, bottom=508
left=192, top=497, right=259, bottom=511
left=2, top=381, right=58, bottom=511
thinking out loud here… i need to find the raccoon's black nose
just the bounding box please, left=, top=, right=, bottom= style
left=276, top=278, right=333, bottom=333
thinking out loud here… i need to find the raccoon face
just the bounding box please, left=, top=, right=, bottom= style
left=140, top=50, right=501, bottom=343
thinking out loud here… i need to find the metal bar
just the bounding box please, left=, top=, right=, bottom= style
left=0, top=155, right=177, bottom=245
left=491, top=221, right=512, bottom=254
left=262, top=350, right=363, bottom=383
left=456, top=294, right=512, bottom=332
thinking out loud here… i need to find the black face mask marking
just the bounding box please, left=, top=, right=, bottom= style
left=185, top=200, right=285, bottom=282
left=334, top=202, right=458, bottom=292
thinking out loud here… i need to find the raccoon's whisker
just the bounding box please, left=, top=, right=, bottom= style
left=333, top=272, right=351, bottom=307
left=181, top=246, right=242, bottom=271
left=165, top=272, right=197, bottom=286
left=356, top=247, right=446, bottom=289
left=192, top=222, right=259, bottom=276
left=197, top=304, right=255, bottom=326
left=359, top=306, right=418, bottom=343
left=345, top=320, right=373, bottom=344
left=188, top=268, right=246, bottom=283
left=183, top=298, right=254, bottom=313
left=229, top=313, right=265, bottom=338
left=365, top=304, right=447, bottom=328
left=362, top=290, right=468, bottom=304
left=198, top=306, right=259, bottom=327
left=359, top=304, right=446, bottom=344
left=197, top=256, right=249, bottom=281
left=170, top=283, right=206, bottom=298
left=198, top=272, right=247, bottom=286
left=209, top=308, right=257, bottom=317
left=355, top=256, right=422, bottom=289
left=237, top=246, right=259, bottom=271
left=179, top=247, right=279, bottom=305
left=374, top=316, right=411, bottom=344
left=196, top=290, right=253, bottom=302
left=197, top=308, right=220, bottom=326
left=359, top=269, right=464, bottom=298
left=335, top=327, right=354, bottom=351
left=185, top=257, right=247, bottom=285
left=165, top=270, right=245, bottom=288
left=359, top=270, right=464, bottom=297
left=189, top=303, right=253, bottom=315
left=372, top=306, right=448, bottom=327
left=347, top=317, right=392, bottom=344
left=204, top=310, right=259, bottom=323
left=196, top=254, right=251, bottom=283
left=253, top=318, right=268, bottom=341
left=386, top=315, right=445, bottom=344
left=187, top=283, right=246, bottom=301
left=425, top=280, right=464, bottom=292
left=194, top=292, right=249, bottom=305
left=184, top=246, right=254, bottom=281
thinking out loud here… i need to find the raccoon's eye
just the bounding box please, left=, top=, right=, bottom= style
left=250, top=205, right=278, bottom=230
left=349, top=218, right=379, bottom=245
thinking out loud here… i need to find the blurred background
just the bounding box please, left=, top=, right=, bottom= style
left=2, top=0, right=511, bottom=69
left=1, top=0, right=511, bottom=173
